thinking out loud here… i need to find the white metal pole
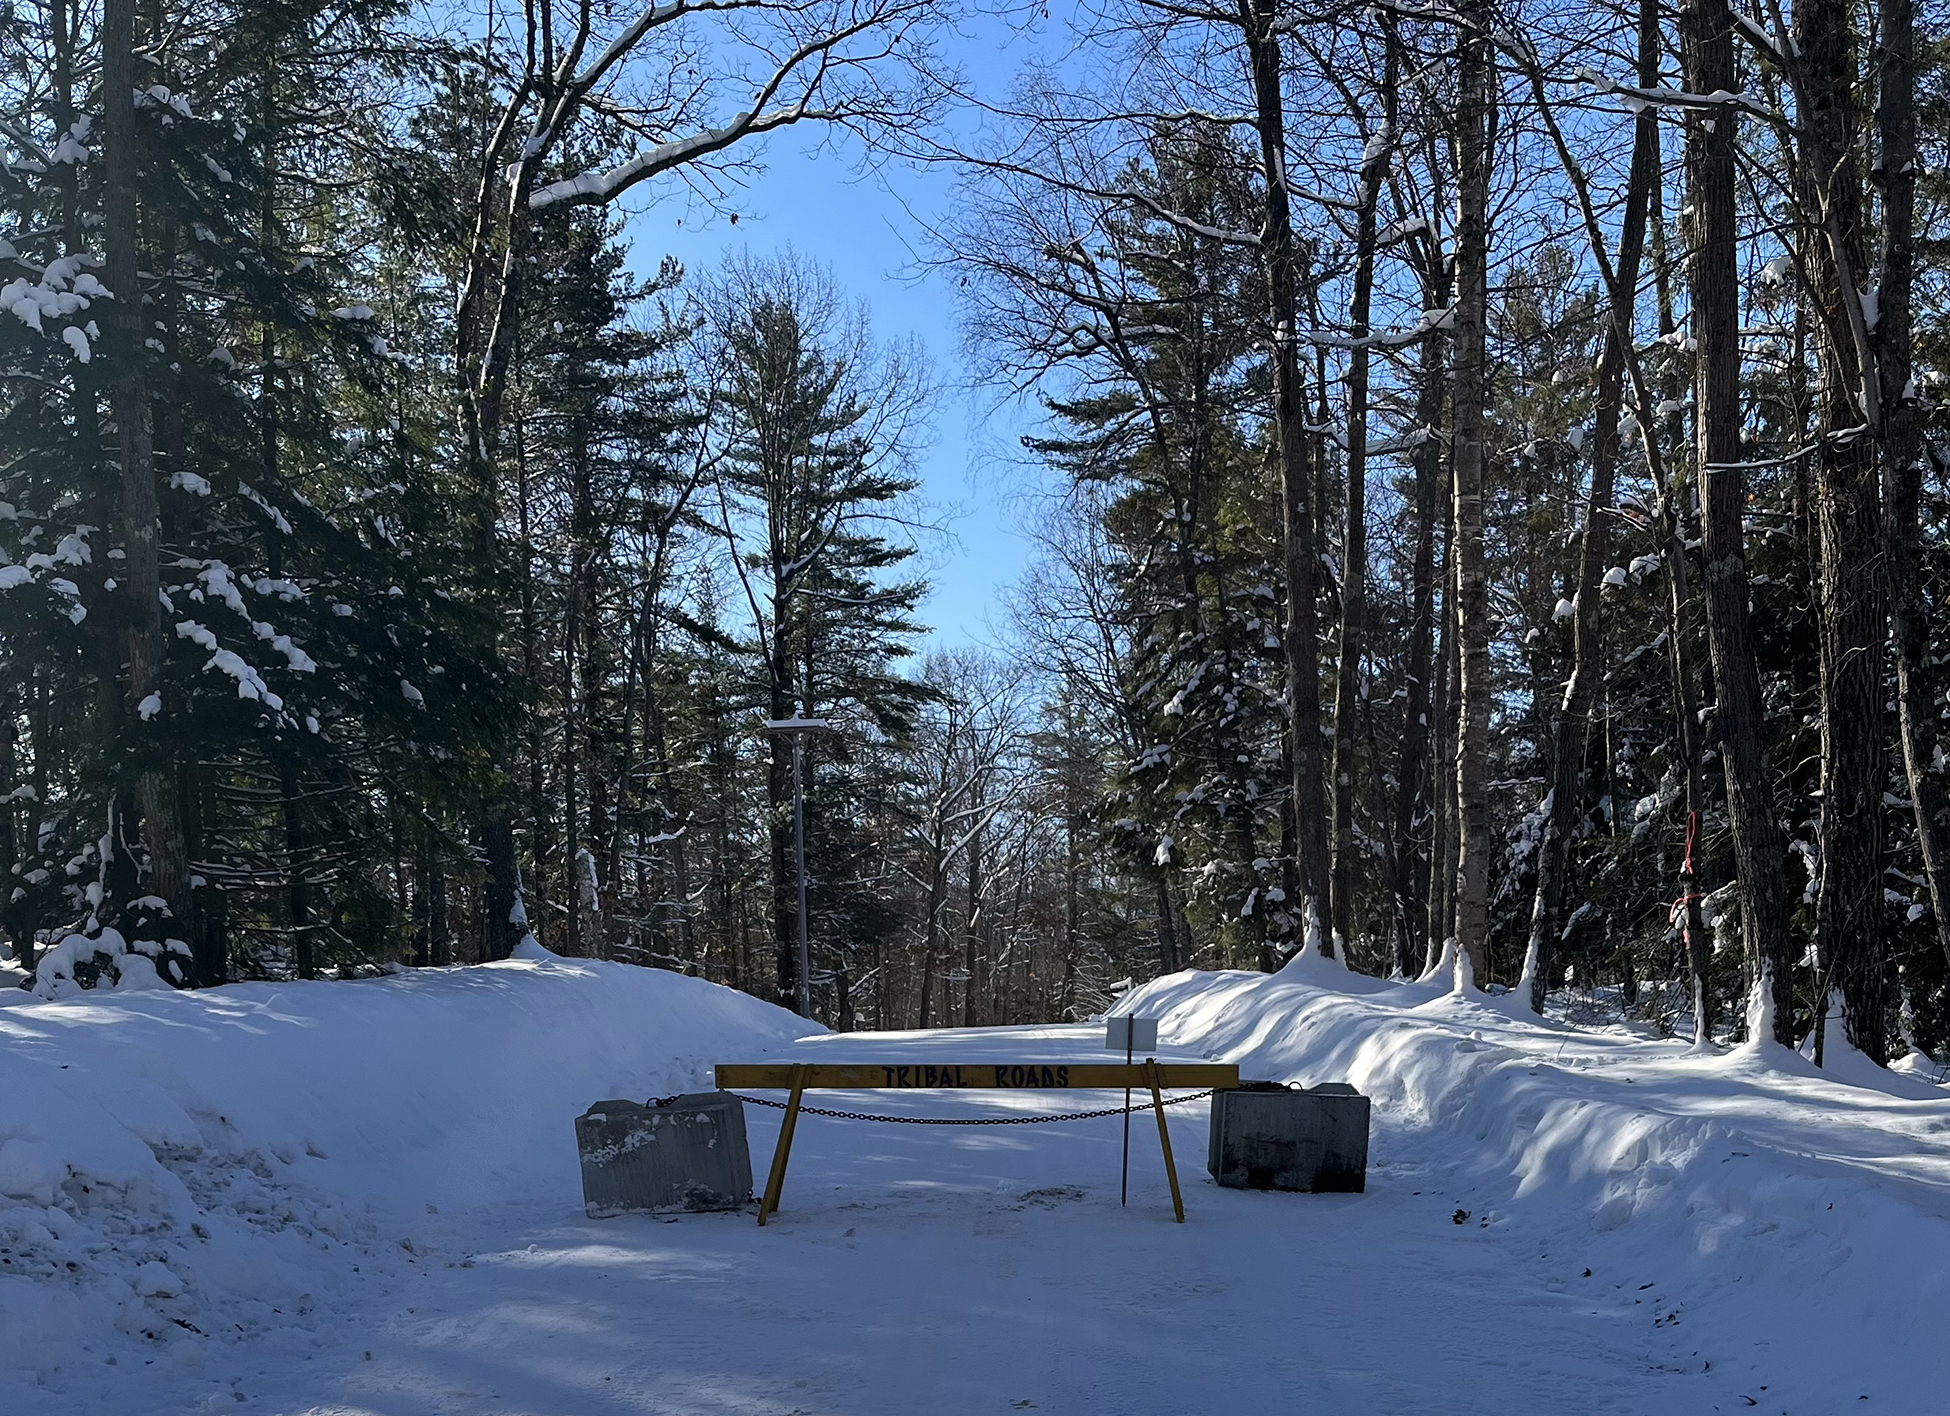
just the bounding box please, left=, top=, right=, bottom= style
left=793, top=731, right=811, bottom=1018
left=1122, top=1029, right=1133, bottom=1206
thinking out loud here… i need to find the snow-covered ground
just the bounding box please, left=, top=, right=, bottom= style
left=3, top=950, right=1947, bottom=1414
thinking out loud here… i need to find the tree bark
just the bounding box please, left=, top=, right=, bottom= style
left=282, top=763, right=311, bottom=977
left=515, top=408, right=551, bottom=949
left=1393, top=291, right=1445, bottom=979
left=769, top=674, right=797, bottom=1010
left=1878, top=0, right=1950, bottom=977
left=1330, top=25, right=1397, bottom=961
left=1449, top=10, right=1493, bottom=981
left=103, top=0, right=189, bottom=941
left=963, top=802, right=983, bottom=1027
left=1798, top=0, right=1886, bottom=1062
left=1243, top=0, right=1331, bottom=950
left=1154, top=876, right=1179, bottom=975
left=1683, top=0, right=1796, bottom=1042
left=454, top=76, right=544, bottom=967
left=1522, top=0, right=1658, bottom=1014
left=1427, top=494, right=1458, bottom=972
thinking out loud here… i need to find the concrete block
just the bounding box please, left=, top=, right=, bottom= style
left=1207, top=1081, right=1369, bottom=1193
left=575, top=1090, right=753, bottom=1217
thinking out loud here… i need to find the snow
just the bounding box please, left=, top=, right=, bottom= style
left=205, top=648, right=281, bottom=708
left=0, top=1139, right=66, bottom=1206
left=530, top=108, right=809, bottom=210
left=0, top=956, right=806, bottom=1410
left=136, top=86, right=194, bottom=119
left=0, top=273, right=94, bottom=337
left=130, top=1261, right=185, bottom=1298
left=4, top=956, right=1948, bottom=1413
left=1118, top=966, right=1950, bottom=1410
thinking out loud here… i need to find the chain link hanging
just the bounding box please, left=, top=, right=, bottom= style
left=719, top=1088, right=1220, bottom=1126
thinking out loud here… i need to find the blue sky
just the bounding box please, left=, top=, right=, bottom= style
left=622, top=33, right=1052, bottom=651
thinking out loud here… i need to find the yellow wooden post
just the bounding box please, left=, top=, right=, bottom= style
left=756, top=1063, right=809, bottom=1226
left=1144, top=1059, right=1186, bottom=1223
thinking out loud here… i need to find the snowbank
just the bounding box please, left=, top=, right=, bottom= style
left=1121, top=957, right=1950, bottom=1410
left=0, top=954, right=810, bottom=1385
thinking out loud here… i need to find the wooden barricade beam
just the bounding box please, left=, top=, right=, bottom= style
left=716, top=1062, right=1239, bottom=1091
left=717, top=1060, right=1237, bottom=1224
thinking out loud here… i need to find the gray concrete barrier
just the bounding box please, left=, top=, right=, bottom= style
left=575, top=1090, right=753, bottom=1217
left=1207, top=1081, right=1369, bottom=1193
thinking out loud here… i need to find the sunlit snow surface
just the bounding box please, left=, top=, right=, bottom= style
left=2, top=950, right=1946, bottom=1413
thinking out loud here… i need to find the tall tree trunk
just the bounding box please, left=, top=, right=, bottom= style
left=479, top=813, right=519, bottom=963
left=282, top=763, right=311, bottom=977
left=1878, top=0, right=1950, bottom=977
left=562, top=576, right=582, bottom=958
left=1683, top=0, right=1796, bottom=1042
left=768, top=672, right=796, bottom=1011
left=516, top=408, right=551, bottom=948
left=0, top=687, right=17, bottom=967
left=1523, top=1, right=1658, bottom=1013
left=1799, top=0, right=1887, bottom=1062
left=574, top=464, right=611, bottom=955
left=1449, top=10, right=1493, bottom=982
left=455, top=100, right=542, bottom=966
left=1244, top=0, right=1331, bottom=951
left=964, top=816, right=983, bottom=1027
left=1530, top=13, right=1718, bottom=1045
left=714, top=718, right=738, bottom=989
left=1330, top=28, right=1397, bottom=962
left=918, top=847, right=944, bottom=1028
left=1154, top=876, right=1179, bottom=975
left=429, top=860, right=449, bottom=967
left=1394, top=251, right=1447, bottom=980
left=1427, top=499, right=1459, bottom=973
left=103, top=0, right=189, bottom=938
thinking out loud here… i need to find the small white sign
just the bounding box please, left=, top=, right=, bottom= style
left=1104, top=1016, right=1159, bottom=1053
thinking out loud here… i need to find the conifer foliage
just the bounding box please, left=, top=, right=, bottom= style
left=4, top=0, right=1950, bottom=1070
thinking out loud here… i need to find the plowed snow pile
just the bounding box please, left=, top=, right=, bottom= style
left=0, top=950, right=808, bottom=1406
left=1127, top=954, right=1950, bottom=1408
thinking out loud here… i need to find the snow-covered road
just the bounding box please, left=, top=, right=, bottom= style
left=238, top=1026, right=1703, bottom=1415
left=6, top=955, right=1947, bottom=1414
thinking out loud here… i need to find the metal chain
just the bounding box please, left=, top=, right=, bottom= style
left=723, top=1089, right=1219, bottom=1125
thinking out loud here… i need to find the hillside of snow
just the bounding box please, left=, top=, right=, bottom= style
left=0, top=951, right=811, bottom=1410
left=1126, top=955, right=1950, bottom=1411
left=2, top=950, right=1947, bottom=1413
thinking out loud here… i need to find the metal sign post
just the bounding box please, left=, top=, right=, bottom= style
left=1104, top=1016, right=1159, bottom=1206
